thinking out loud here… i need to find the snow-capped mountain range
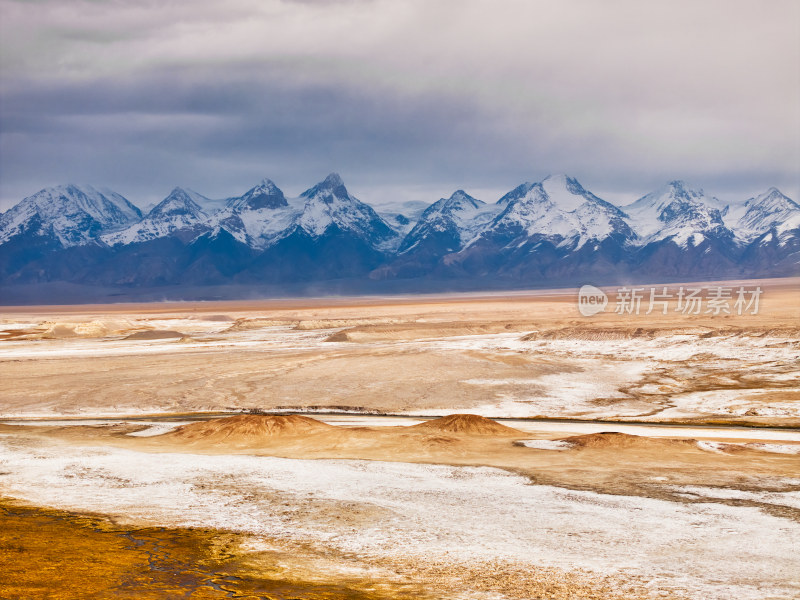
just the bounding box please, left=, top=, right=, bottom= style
left=0, top=184, right=142, bottom=247
left=209, top=173, right=398, bottom=251
left=476, top=175, right=635, bottom=249
left=1, top=173, right=798, bottom=296
left=102, top=187, right=210, bottom=246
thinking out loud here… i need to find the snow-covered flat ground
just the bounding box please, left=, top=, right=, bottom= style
left=675, top=485, right=800, bottom=511
left=1, top=436, right=798, bottom=600
left=1, top=313, right=797, bottom=422
left=516, top=439, right=574, bottom=450
left=0, top=325, right=334, bottom=360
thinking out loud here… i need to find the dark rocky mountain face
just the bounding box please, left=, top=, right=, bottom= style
left=737, top=226, right=800, bottom=277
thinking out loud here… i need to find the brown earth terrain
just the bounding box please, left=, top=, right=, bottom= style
left=0, top=497, right=665, bottom=600
left=7, top=413, right=796, bottom=516
left=1, top=279, right=798, bottom=599
left=0, top=278, right=797, bottom=425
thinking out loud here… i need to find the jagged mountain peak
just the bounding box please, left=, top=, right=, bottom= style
left=497, top=175, right=600, bottom=210
left=535, top=174, right=613, bottom=212
left=737, top=187, right=800, bottom=236
left=542, top=173, right=579, bottom=190
left=471, top=176, right=634, bottom=252
left=497, top=174, right=623, bottom=217
left=102, top=187, right=211, bottom=246
left=247, top=178, right=283, bottom=198
left=226, top=179, right=288, bottom=211
left=445, top=190, right=484, bottom=208
left=497, top=182, right=535, bottom=205
left=397, top=190, right=495, bottom=254
left=623, top=181, right=730, bottom=246
left=750, top=187, right=796, bottom=208
left=667, top=179, right=689, bottom=191
left=322, top=172, right=344, bottom=187
left=544, top=173, right=569, bottom=183
left=296, top=175, right=396, bottom=242
left=655, top=180, right=702, bottom=200
left=542, top=173, right=586, bottom=189
left=214, top=174, right=396, bottom=249
left=258, top=177, right=279, bottom=188
left=149, top=188, right=208, bottom=218
left=0, top=183, right=142, bottom=247
left=22, top=184, right=141, bottom=222
left=2, top=175, right=799, bottom=293
left=627, top=180, right=707, bottom=214
left=301, top=173, right=349, bottom=203
left=415, top=189, right=487, bottom=223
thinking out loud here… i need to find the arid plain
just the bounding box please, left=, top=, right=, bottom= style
left=1, top=279, right=799, bottom=599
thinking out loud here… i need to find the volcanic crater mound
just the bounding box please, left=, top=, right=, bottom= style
left=562, top=432, right=695, bottom=449
left=124, top=330, right=185, bottom=340
left=166, top=414, right=333, bottom=442
left=411, top=414, right=523, bottom=436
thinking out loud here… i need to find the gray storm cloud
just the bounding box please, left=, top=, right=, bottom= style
left=0, top=0, right=797, bottom=209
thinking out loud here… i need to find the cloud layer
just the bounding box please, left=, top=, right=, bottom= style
left=1, top=0, right=798, bottom=209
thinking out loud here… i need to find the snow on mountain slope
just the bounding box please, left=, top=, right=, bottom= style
left=539, top=174, right=594, bottom=212
left=623, top=181, right=732, bottom=247
left=186, top=190, right=228, bottom=214
left=217, top=203, right=300, bottom=248
left=703, top=187, right=800, bottom=245
left=214, top=174, right=399, bottom=251
left=295, top=173, right=398, bottom=249
left=735, top=188, right=800, bottom=238
left=476, top=175, right=634, bottom=249
left=2, top=176, right=797, bottom=284
left=398, top=190, right=500, bottom=253
left=375, top=200, right=430, bottom=236
left=225, top=179, right=288, bottom=212
left=215, top=180, right=300, bottom=248
left=0, top=184, right=142, bottom=247
left=149, top=188, right=209, bottom=220
left=102, top=188, right=211, bottom=246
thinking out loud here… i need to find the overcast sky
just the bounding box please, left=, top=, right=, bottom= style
left=1, top=0, right=798, bottom=211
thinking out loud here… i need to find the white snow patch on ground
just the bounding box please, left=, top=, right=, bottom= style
left=697, top=441, right=800, bottom=454
left=517, top=439, right=574, bottom=450
left=746, top=443, right=800, bottom=454
left=0, top=419, right=129, bottom=427
left=677, top=486, right=800, bottom=511
left=126, top=422, right=193, bottom=437
left=1, top=322, right=798, bottom=421
left=130, top=318, right=232, bottom=334
left=658, top=389, right=800, bottom=420
left=0, top=326, right=336, bottom=360
left=0, top=322, right=39, bottom=331
left=406, top=331, right=800, bottom=419
left=697, top=441, right=727, bottom=453
left=0, top=420, right=193, bottom=436
left=0, top=438, right=799, bottom=600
